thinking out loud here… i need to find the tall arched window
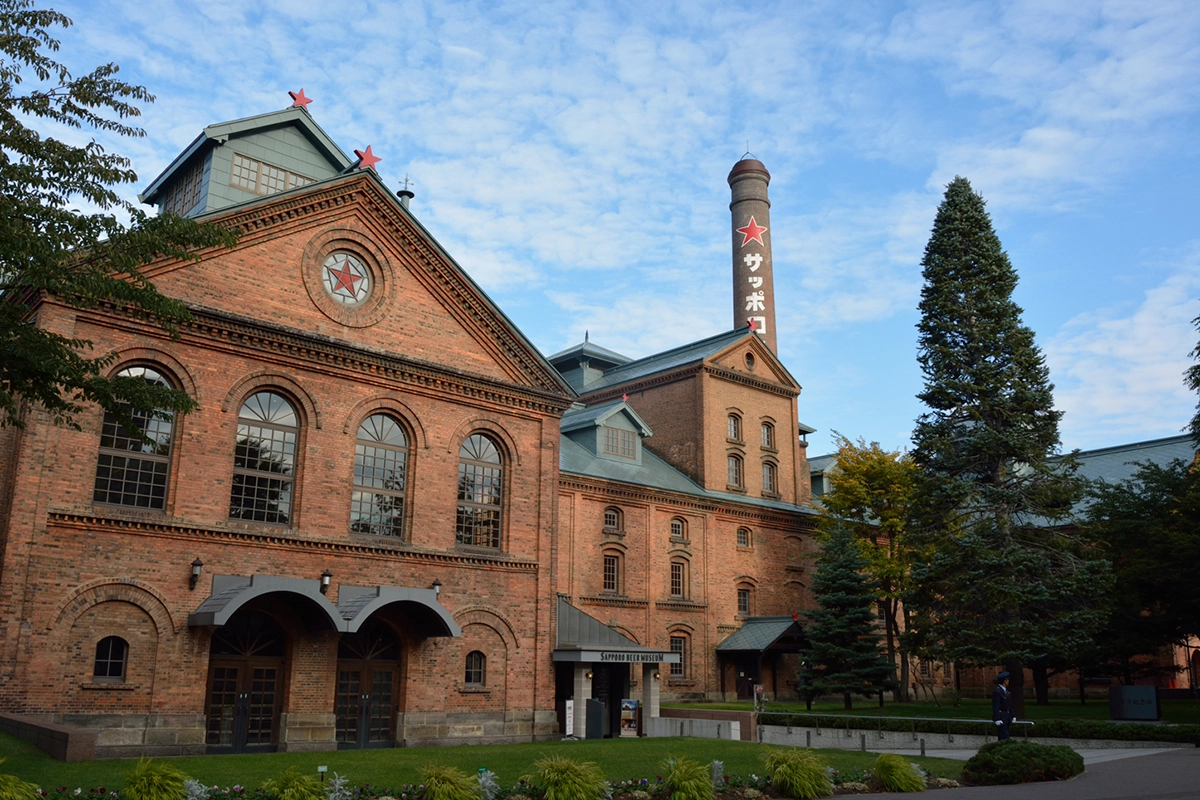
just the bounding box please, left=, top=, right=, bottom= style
left=351, top=414, right=408, bottom=537
left=229, top=391, right=298, bottom=525
left=669, top=634, right=687, bottom=677
left=670, top=558, right=688, bottom=599
left=456, top=433, right=503, bottom=549
left=761, top=422, right=775, bottom=449
left=93, top=366, right=176, bottom=510
left=465, top=650, right=486, bottom=686
left=727, top=414, right=742, bottom=441
left=603, top=552, right=621, bottom=593
left=93, top=636, right=128, bottom=684
left=727, top=454, right=744, bottom=488
left=762, top=461, right=778, bottom=494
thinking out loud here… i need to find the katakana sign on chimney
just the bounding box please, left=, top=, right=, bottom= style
left=728, top=157, right=777, bottom=354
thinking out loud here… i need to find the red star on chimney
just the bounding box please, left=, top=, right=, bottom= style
left=288, top=89, right=313, bottom=109
left=736, top=216, right=768, bottom=247
left=354, top=146, right=381, bottom=171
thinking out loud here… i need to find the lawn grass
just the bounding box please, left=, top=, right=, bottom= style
left=666, top=698, right=1200, bottom=725
left=0, top=731, right=963, bottom=790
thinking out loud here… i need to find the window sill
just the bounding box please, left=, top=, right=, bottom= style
left=761, top=446, right=779, bottom=454
left=603, top=527, right=626, bottom=538
left=726, top=438, right=745, bottom=446
left=726, top=485, right=747, bottom=494
left=761, top=491, right=781, bottom=500
left=81, top=683, right=136, bottom=691
left=459, top=686, right=491, bottom=695
left=455, top=544, right=504, bottom=555
left=667, top=678, right=697, bottom=687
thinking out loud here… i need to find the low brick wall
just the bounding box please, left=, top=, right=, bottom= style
left=0, top=713, right=96, bottom=761
left=660, top=708, right=757, bottom=742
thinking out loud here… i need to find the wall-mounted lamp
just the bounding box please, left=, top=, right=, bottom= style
left=586, top=671, right=593, bottom=680
left=320, top=569, right=333, bottom=594
left=653, top=671, right=661, bottom=681
left=189, top=558, right=204, bottom=591
left=431, top=579, right=442, bottom=596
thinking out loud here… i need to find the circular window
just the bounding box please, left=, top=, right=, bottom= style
left=322, top=252, right=372, bottom=305
left=745, top=352, right=756, bottom=370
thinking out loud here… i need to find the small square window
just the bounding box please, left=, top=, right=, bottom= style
left=737, top=528, right=751, bottom=548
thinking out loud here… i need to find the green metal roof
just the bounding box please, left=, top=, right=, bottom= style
left=581, top=327, right=763, bottom=392
left=716, top=615, right=808, bottom=653
left=561, top=400, right=652, bottom=437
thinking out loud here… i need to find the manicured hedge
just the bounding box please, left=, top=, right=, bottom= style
left=961, top=741, right=1083, bottom=785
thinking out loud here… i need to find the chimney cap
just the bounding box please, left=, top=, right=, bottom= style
left=728, top=157, right=770, bottom=183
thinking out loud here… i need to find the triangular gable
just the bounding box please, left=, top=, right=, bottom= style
left=708, top=330, right=802, bottom=393
left=561, top=400, right=652, bottom=438
left=716, top=615, right=808, bottom=653
left=140, top=169, right=573, bottom=396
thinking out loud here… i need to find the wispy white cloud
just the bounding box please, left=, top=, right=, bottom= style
left=1046, top=244, right=1200, bottom=449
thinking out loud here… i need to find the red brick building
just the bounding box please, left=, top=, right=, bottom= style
left=0, top=103, right=819, bottom=756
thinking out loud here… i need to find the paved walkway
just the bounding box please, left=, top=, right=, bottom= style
left=867, top=745, right=1200, bottom=799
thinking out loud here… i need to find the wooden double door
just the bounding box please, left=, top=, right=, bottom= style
left=205, top=611, right=286, bottom=753
left=335, top=620, right=401, bottom=749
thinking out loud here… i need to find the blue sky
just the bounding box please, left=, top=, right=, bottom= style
left=46, top=0, right=1200, bottom=454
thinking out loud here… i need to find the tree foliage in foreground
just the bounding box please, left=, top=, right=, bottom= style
left=0, top=0, right=237, bottom=431
left=802, top=525, right=897, bottom=710
left=1083, top=458, right=1200, bottom=683
left=817, top=433, right=918, bottom=701
left=905, top=176, right=1110, bottom=715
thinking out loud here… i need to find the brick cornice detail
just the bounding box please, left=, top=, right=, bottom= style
left=704, top=364, right=799, bottom=398
left=46, top=510, right=540, bottom=572
left=655, top=599, right=708, bottom=612
left=189, top=176, right=566, bottom=395
left=579, top=594, right=649, bottom=609
left=72, top=301, right=573, bottom=417
left=580, top=365, right=704, bottom=404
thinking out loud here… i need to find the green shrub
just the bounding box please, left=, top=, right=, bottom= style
left=962, top=741, right=1085, bottom=785
left=260, top=767, right=323, bottom=800
left=0, top=760, right=40, bottom=800
left=660, top=757, right=713, bottom=800
left=762, top=748, right=832, bottom=799
left=522, top=755, right=609, bottom=800
left=420, top=765, right=479, bottom=800
left=872, top=754, right=925, bottom=793
left=123, top=758, right=189, bottom=800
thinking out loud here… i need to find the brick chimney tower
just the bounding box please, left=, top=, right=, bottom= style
left=728, top=157, right=777, bottom=354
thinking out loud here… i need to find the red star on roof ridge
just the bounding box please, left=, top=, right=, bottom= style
left=736, top=216, right=768, bottom=247
left=354, top=145, right=381, bottom=171
left=622, top=394, right=628, bottom=402
left=288, top=89, right=313, bottom=109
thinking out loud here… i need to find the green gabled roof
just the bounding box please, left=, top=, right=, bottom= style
left=561, top=399, right=652, bottom=437
left=140, top=106, right=352, bottom=205
left=581, top=327, right=750, bottom=392
left=548, top=340, right=632, bottom=370
left=716, top=615, right=808, bottom=653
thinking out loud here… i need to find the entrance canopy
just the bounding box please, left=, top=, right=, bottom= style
left=716, top=615, right=808, bottom=654
left=189, top=574, right=459, bottom=636
left=552, top=596, right=678, bottom=663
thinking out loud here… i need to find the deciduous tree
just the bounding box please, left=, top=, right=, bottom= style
left=817, top=433, right=918, bottom=701
left=0, top=0, right=237, bottom=432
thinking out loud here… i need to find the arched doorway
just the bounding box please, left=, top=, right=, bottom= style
left=336, top=618, right=400, bottom=748
left=205, top=610, right=286, bottom=753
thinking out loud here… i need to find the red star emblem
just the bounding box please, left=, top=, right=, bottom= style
left=289, top=89, right=313, bottom=109
left=328, top=263, right=364, bottom=295
left=747, top=318, right=759, bottom=332
left=354, top=146, right=381, bottom=171
left=736, top=216, right=768, bottom=247
left=622, top=394, right=628, bottom=402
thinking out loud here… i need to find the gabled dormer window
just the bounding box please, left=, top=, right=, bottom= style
left=602, top=426, right=636, bottom=459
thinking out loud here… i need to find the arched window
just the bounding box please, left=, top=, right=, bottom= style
left=761, top=422, right=775, bottom=449
left=669, top=634, right=687, bottom=677
left=93, top=636, right=128, bottom=684
left=727, top=454, right=744, bottom=488
left=93, top=366, right=176, bottom=510
left=603, top=552, right=621, bottom=593
left=670, top=517, right=687, bottom=540
left=737, top=527, right=752, bottom=548
left=737, top=586, right=752, bottom=615
left=465, top=650, right=486, bottom=686
left=351, top=414, right=408, bottom=537
left=603, top=506, right=623, bottom=531
left=670, top=558, right=688, bottom=599
left=762, top=461, right=778, bottom=494
left=229, top=391, right=298, bottom=525
left=456, top=433, right=503, bottom=549
left=727, top=414, right=742, bottom=441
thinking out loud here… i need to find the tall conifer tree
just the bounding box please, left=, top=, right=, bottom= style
left=906, top=177, right=1108, bottom=715
left=802, top=525, right=896, bottom=710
